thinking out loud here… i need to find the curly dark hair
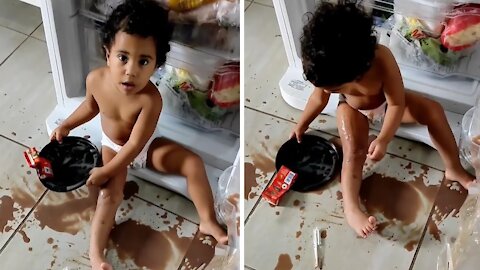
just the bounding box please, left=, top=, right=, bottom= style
left=301, top=1, right=377, bottom=87
left=101, top=0, right=173, bottom=67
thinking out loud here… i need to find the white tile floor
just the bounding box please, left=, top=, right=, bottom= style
left=244, top=1, right=473, bottom=269
left=0, top=1, right=223, bottom=269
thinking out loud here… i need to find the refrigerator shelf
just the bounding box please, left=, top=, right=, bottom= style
left=79, top=0, right=239, bottom=60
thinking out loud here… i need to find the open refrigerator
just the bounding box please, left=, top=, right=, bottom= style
left=272, top=0, right=480, bottom=148
left=37, top=0, right=240, bottom=200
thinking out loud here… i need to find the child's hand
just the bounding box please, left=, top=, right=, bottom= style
left=86, top=167, right=110, bottom=187
left=50, top=125, right=70, bottom=143
left=289, top=124, right=308, bottom=143
left=367, top=138, right=388, bottom=161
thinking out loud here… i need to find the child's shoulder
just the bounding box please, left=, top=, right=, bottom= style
left=85, top=66, right=108, bottom=89
left=375, top=45, right=396, bottom=66
left=140, top=81, right=162, bottom=103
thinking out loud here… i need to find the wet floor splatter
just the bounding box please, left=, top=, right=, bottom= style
left=426, top=178, right=468, bottom=241
left=274, top=254, right=293, bottom=270
left=251, top=153, right=276, bottom=177
left=359, top=167, right=442, bottom=250
left=109, top=217, right=192, bottom=269
left=0, top=195, right=15, bottom=232
left=178, top=232, right=216, bottom=269
left=245, top=162, right=260, bottom=200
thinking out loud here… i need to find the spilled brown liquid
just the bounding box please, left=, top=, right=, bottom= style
left=359, top=170, right=441, bottom=250
left=178, top=232, right=216, bottom=269
left=404, top=240, right=418, bottom=251
left=336, top=191, right=343, bottom=200
left=123, top=181, right=139, bottom=200
left=11, top=185, right=37, bottom=209
left=33, top=189, right=97, bottom=235
left=244, top=162, right=260, bottom=200
left=427, top=179, right=468, bottom=241
left=360, top=173, right=425, bottom=225
left=0, top=196, right=15, bottom=232
left=18, top=228, right=30, bottom=243
left=109, top=217, right=191, bottom=269
left=274, top=254, right=293, bottom=270
left=251, top=153, right=275, bottom=177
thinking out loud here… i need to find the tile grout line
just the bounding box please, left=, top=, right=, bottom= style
left=252, top=2, right=274, bottom=8
left=29, top=23, right=42, bottom=36
left=0, top=134, right=30, bottom=149
left=0, top=35, right=29, bottom=67
left=244, top=169, right=275, bottom=224
left=28, top=23, right=45, bottom=42
left=245, top=106, right=446, bottom=171
left=408, top=179, right=442, bottom=270
left=245, top=1, right=253, bottom=10
left=131, top=194, right=199, bottom=225
left=0, top=25, right=31, bottom=38
left=0, top=189, right=49, bottom=255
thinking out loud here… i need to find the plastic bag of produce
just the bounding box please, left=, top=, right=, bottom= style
left=442, top=4, right=480, bottom=51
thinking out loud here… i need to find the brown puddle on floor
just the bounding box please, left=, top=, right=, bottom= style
left=251, top=152, right=276, bottom=177
left=109, top=217, right=192, bottom=269
left=18, top=227, right=30, bottom=243
left=123, top=181, right=139, bottom=200
left=33, top=188, right=97, bottom=235
left=336, top=191, right=343, bottom=200
left=178, top=231, right=216, bottom=269
left=427, top=179, right=468, bottom=241
left=360, top=168, right=440, bottom=250
left=274, top=254, right=293, bottom=270
left=0, top=195, right=15, bottom=232
left=245, top=162, right=261, bottom=200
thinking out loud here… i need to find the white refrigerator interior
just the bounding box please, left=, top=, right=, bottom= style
left=39, top=0, right=240, bottom=198
left=273, top=0, right=480, bottom=148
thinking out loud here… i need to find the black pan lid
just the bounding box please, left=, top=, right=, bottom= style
left=38, top=136, right=102, bottom=192
left=275, top=135, right=341, bottom=192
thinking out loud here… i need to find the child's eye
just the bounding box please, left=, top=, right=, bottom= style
left=117, top=54, right=128, bottom=63
left=139, top=59, right=149, bottom=66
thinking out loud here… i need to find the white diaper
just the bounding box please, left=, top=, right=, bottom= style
left=101, top=130, right=158, bottom=169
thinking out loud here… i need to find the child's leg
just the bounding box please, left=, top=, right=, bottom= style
left=337, top=102, right=377, bottom=238
left=402, top=92, right=475, bottom=189
left=89, top=147, right=127, bottom=270
left=146, top=138, right=228, bottom=244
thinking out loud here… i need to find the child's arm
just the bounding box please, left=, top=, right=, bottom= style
left=51, top=73, right=100, bottom=141
left=290, top=87, right=330, bottom=142
left=368, top=46, right=405, bottom=160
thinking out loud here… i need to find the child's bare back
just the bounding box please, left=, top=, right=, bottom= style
left=331, top=45, right=391, bottom=111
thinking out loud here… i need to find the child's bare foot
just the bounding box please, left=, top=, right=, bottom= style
left=90, top=254, right=113, bottom=270
left=199, top=220, right=228, bottom=244
left=344, top=207, right=377, bottom=238
left=445, top=169, right=476, bottom=190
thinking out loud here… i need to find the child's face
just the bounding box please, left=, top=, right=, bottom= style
left=105, top=31, right=157, bottom=95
